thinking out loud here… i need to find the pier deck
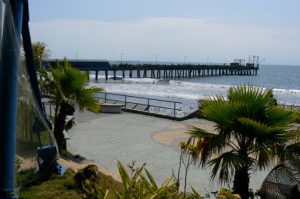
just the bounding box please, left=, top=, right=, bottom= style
left=43, top=60, right=259, bottom=81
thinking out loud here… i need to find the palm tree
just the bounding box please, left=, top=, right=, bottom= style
left=187, top=85, right=300, bottom=199
left=39, top=59, right=103, bottom=152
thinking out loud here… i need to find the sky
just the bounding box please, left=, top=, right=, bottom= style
left=28, top=0, right=300, bottom=65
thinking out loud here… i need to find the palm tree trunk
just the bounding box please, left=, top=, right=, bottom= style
left=53, top=102, right=68, bottom=152
left=233, top=166, right=250, bottom=199
left=177, top=149, right=183, bottom=187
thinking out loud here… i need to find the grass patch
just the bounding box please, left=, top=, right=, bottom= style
left=17, top=166, right=123, bottom=199
left=18, top=169, right=80, bottom=199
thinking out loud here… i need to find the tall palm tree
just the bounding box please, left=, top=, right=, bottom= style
left=39, top=59, right=102, bottom=152
left=187, top=85, right=300, bottom=199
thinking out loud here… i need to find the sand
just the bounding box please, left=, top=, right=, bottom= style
left=152, top=120, right=217, bottom=149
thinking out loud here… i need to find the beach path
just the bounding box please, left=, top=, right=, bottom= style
left=67, top=111, right=268, bottom=193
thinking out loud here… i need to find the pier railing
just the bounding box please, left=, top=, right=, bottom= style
left=96, top=92, right=182, bottom=118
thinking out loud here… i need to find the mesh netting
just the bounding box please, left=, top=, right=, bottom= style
left=260, top=159, right=300, bottom=199
left=16, top=60, right=58, bottom=173
left=0, top=0, right=60, bottom=197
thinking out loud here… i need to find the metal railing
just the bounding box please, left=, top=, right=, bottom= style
left=96, top=92, right=182, bottom=118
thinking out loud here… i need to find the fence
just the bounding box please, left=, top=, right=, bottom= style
left=96, top=92, right=182, bottom=118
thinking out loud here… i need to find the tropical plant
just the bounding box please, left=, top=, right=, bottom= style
left=116, top=161, right=203, bottom=199
left=186, top=85, right=300, bottom=199
left=39, top=59, right=103, bottom=152
left=116, top=161, right=180, bottom=199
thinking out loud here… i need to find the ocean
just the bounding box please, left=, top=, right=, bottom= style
left=89, top=64, right=300, bottom=116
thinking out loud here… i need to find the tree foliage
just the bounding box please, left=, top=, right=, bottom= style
left=39, top=59, right=103, bottom=152
left=187, top=85, right=300, bottom=199
left=32, top=41, right=50, bottom=67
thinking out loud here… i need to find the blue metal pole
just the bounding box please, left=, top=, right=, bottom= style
left=22, top=0, right=43, bottom=112
left=0, top=0, right=23, bottom=198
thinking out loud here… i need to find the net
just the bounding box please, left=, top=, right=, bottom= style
left=260, top=159, right=300, bottom=199
left=16, top=60, right=58, bottom=176
left=0, top=0, right=59, bottom=196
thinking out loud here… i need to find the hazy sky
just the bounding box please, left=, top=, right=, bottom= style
left=29, top=0, right=300, bottom=65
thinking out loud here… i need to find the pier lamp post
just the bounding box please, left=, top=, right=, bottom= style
left=155, top=54, right=159, bottom=65
left=121, top=52, right=124, bottom=64
left=183, top=56, right=187, bottom=65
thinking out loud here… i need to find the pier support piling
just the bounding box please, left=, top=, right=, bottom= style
left=95, top=70, right=99, bottom=81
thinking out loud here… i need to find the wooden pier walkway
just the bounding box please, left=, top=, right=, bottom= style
left=43, top=59, right=259, bottom=81
left=106, top=63, right=258, bottom=80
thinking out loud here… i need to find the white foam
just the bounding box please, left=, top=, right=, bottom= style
left=170, top=80, right=232, bottom=89
left=122, top=78, right=159, bottom=84
left=89, top=78, right=300, bottom=106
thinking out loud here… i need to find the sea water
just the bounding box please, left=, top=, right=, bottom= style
left=89, top=64, right=300, bottom=115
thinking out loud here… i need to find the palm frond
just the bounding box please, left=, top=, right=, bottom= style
left=200, top=98, right=233, bottom=127
left=188, top=126, right=216, bottom=138
left=228, top=86, right=273, bottom=106
left=47, top=60, right=102, bottom=112
left=188, top=126, right=226, bottom=166
left=252, top=145, right=273, bottom=170
left=266, top=106, right=297, bottom=126
left=75, top=87, right=102, bottom=112
left=238, top=117, right=287, bottom=144
left=275, top=142, right=300, bottom=162
left=208, top=151, right=245, bottom=184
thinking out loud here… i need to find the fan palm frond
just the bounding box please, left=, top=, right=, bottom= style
left=208, top=151, right=245, bottom=184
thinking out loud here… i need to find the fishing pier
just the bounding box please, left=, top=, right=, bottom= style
left=43, top=57, right=259, bottom=81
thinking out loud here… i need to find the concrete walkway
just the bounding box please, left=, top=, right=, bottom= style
left=67, top=111, right=268, bottom=194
